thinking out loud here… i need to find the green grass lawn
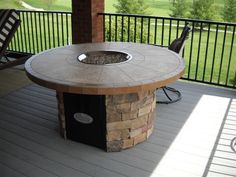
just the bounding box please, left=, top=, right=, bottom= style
left=0, top=0, right=22, bottom=9
left=23, top=0, right=71, bottom=11
left=105, top=0, right=226, bottom=17
left=0, top=0, right=226, bottom=16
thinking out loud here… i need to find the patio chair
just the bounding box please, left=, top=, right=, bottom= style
left=0, top=9, right=31, bottom=70
left=157, top=23, right=191, bottom=104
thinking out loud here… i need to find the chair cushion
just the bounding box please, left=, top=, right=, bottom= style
left=0, top=9, right=20, bottom=55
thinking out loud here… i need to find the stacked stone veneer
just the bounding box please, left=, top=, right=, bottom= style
left=57, top=92, right=67, bottom=138
left=106, top=90, right=156, bottom=152
left=56, top=90, right=156, bottom=152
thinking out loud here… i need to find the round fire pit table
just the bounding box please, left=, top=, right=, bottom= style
left=25, top=42, right=185, bottom=152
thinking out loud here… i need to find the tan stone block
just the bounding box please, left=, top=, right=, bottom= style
left=147, top=125, right=154, bottom=139
left=149, top=90, right=154, bottom=95
left=130, top=101, right=140, bottom=111
left=107, top=129, right=130, bottom=141
left=131, top=94, right=153, bottom=111
left=113, top=93, right=139, bottom=104
left=107, top=110, right=122, bottom=123
left=107, top=130, right=122, bottom=141
left=131, top=115, right=148, bottom=129
left=122, top=110, right=138, bottom=120
left=121, top=129, right=130, bottom=139
left=151, top=98, right=156, bottom=112
left=59, top=109, right=64, bottom=115
left=58, top=114, right=66, bottom=130
left=144, top=94, right=155, bottom=106
left=141, top=125, right=148, bottom=133
left=134, top=132, right=147, bottom=145
left=153, top=92, right=156, bottom=102
left=129, top=127, right=142, bottom=138
left=138, top=103, right=152, bottom=117
left=116, top=102, right=131, bottom=113
left=140, top=91, right=155, bottom=104
left=61, top=122, right=66, bottom=129
left=106, top=105, right=116, bottom=112
left=59, top=103, right=64, bottom=110
left=148, top=111, right=156, bottom=124
left=105, top=95, right=113, bottom=105
left=107, top=120, right=132, bottom=131
left=122, top=138, right=134, bottom=149
left=59, top=114, right=66, bottom=122
left=147, top=122, right=153, bottom=129
left=106, top=140, right=123, bottom=152
left=137, top=91, right=149, bottom=100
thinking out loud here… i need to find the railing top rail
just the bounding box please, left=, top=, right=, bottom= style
left=98, top=12, right=236, bottom=27
left=15, top=10, right=236, bottom=26
left=16, top=9, right=72, bottom=14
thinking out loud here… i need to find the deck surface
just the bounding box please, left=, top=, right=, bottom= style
left=0, top=68, right=236, bottom=177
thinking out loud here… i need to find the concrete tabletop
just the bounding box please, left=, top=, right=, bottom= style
left=25, top=42, right=185, bottom=95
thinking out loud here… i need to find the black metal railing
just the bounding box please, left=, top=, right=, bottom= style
left=8, top=10, right=236, bottom=89
left=8, top=10, right=72, bottom=54
left=99, top=13, right=236, bottom=89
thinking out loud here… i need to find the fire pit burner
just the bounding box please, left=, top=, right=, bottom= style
left=77, top=51, right=132, bottom=65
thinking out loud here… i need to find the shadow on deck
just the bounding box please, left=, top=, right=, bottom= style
left=0, top=68, right=236, bottom=177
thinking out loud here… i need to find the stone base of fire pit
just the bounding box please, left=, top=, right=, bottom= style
left=57, top=90, right=156, bottom=152
left=25, top=42, right=184, bottom=152
left=105, top=90, right=156, bottom=151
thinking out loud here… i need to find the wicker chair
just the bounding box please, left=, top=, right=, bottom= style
left=157, top=23, right=191, bottom=104
left=0, top=9, right=31, bottom=70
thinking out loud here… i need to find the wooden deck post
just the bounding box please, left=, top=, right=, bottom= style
left=72, top=0, right=104, bottom=44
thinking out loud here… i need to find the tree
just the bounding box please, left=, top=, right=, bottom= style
left=223, top=0, right=236, bottom=22
left=107, top=0, right=151, bottom=43
left=170, top=0, right=189, bottom=18
left=189, top=0, right=216, bottom=20
left=113, top=0, right=132, bottom=14
left=113, top=0, right=149, bottom=15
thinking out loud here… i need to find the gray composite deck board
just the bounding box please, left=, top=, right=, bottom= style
left=0, top=118, right=149, bottom=177
left=0, top=68, right=32, bottom=97
left=10, top=91, right=57, bottom=108
left=0, top=80, right=236, bottom=177
left=3, top=94, right=57, bottom=115
left=0, top=104, right=56, bottom=129
left=19, top=87, right=57, bottom=101
left=0, top=99, right=57, bottom=122
left=0, top=162, right=27, bottom=177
